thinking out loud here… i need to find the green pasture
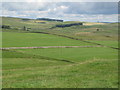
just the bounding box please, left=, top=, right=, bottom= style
left=90, top=40, right=118, bottom=48
left=1, top=17, right=119, bottom=88
left=3, top=47, right=118, bottom=88
left=2, top=31, right=118, bottom=48
left=2, top=32, right=95, bottom=47
left=15, top=47, right=118, bottom=63
left=30, top=23, right=118, bottom=41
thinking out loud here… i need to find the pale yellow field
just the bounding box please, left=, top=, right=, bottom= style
left=83, top=22, right=106, bottom=26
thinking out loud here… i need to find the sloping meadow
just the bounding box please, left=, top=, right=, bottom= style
left=2, top=47, right=118, bottom=88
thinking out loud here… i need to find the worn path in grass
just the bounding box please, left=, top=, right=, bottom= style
left=1, top=45, right=103, bottom=50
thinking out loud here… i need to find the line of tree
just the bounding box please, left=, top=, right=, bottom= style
left=54, top=23, right=83, bottom=28
left=37, top=18, right=63, bottom=22
left=1, top=25, right=11, bottom=29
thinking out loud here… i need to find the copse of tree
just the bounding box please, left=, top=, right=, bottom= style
left=23, top=26, right=27, bottom=31
left=37, top=18, right=63, bottom=22
left=22, top=19, right=31, bottom=21
left=1, top=25, right=11, bottom=29
left=23, top=26, right=31, bottom=31
left=55, top=23, right=83, bottom=28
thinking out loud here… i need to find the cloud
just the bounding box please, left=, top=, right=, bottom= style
left=2, top=2, right=47, bottom=11
left=62, top=14, right=118, bottom=22
left=1, top=2, right=118, bottom=22
left=2, top=2, right=118, bottom=14
left=1, top=0, right=119, bottom=2
left=63, top=2, right=118, bottom=14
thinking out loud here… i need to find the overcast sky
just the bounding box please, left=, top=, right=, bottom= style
left=0, top=1, right=118, bottom=22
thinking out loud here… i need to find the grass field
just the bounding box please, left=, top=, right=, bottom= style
left=1, top=17, right=119, bottom=88
left=2, top=32, right=95, bottom=47
left=90, top=40, right=118, bottom=48
left=3, top=47, right=118, bottom=88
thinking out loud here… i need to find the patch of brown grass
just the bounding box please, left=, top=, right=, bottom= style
left=75, top=32, right=92, bottom=36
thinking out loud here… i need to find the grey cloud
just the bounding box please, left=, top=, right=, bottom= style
left=1, top=2, right=118, bottom=14
left=63, top=2, right=118, bottom=14
left=0, top=2, right=118, bottom=22
left=2, top=2, right=48, bottom=11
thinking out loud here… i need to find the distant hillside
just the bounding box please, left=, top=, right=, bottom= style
left=37, top=18, right=63, bottom=22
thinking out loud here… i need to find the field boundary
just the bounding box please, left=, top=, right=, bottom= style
left=32, top=31, right=119, bottom=50
left=1, top=45, right=104, bottom=50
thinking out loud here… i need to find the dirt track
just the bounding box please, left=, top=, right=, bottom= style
left=0, top=45, right=104, bottom=50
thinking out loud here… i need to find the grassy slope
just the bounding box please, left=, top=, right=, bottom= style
left=3, top=47, right=118, bottom=88
left=2, top=32, right=95, bottom=47
left=2, top=17, right=118, bottom=48
left=90, top=40, right=118, bottom=48
left=3, top=58, right=118, bottom=88
left=17, top=47, right=118, bottom=62
left=2, top=17, right=60, bottom=30
left=2, top=17, right=118, bottom=88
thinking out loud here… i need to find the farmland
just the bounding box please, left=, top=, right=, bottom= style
left=1, top=17, right=118, bottom=88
